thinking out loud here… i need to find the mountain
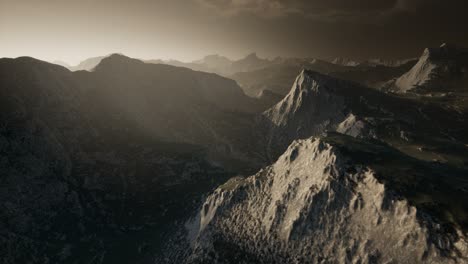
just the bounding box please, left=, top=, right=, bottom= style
left=51, top=60, right=71, bottom=68
left=330, top=59, right=417, bottom=90
left=256, top=89, right=284, bottom=109
left=390, top=43, right=468, bottom=94
left=165, top=69, right=468, bottom=263
left=0, top=54, right=268, bottom=263
left=363, top=58, right=416, bottom=67
left=332, top=57, right=360, bottom=66
left=186, top=134, right=468, bottom=263
left=192, top=54, right=233, bottom=74
left=77, top=54, right=270, bottom=167
left=2, top=52, right=468, bottom=264
left=261, top=70, right=468, bottom=166
left=263, top=70, right=347, bottom=137
left=231, top=59, right=416, bottom=97
left=230, top=52, right=272, bottom=73
left=69, top=55, right=106, bottom=71
left=331, top=57, right=415, bottom=67
left=231, top=58, right=345, bottom=97
left=150, top=53, right=273, bottom=77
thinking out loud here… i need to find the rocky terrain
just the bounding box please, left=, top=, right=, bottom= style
left=389, top=44, right=468, bottom=94
left=179, top=56, right=468, bottom=263
left=187, top=134, right=468, bottom=263
left=0, top=55, right=265, bottom=263
left=1, top=45, right=468, bottom=263
left=230, top=58, right=416, bottom=99
left=260, top=70, right=467, bottom=167
left=69, top=53, right=416, bottom=102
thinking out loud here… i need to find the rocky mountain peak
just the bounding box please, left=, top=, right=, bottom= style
left=264, top=69, right=346, bottom=127
left=188, top=134, right=468, bottom=263
left=393, top=44, right=468, bottom=93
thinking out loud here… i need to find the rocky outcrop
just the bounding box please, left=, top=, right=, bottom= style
left=188, top=135, right=468, bottom=263
left=259, top=69, right=467, bottom=164
left=392, top=43, right=468, bottom=94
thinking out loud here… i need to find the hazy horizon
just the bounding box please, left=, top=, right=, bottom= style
left=2, top=0, right=468, bottom=65
left=2, top=1, right=468, bottom=263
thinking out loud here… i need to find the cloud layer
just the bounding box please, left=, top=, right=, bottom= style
left=195, top=0, right=448, bottom=22
left=197, top=0, right=399, bottom=19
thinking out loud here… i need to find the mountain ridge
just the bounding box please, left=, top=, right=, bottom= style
left=391, top=43, right=468, bottom=94
left=186, top=134, right=468, bottom=263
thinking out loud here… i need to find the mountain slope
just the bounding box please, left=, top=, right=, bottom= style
left=0, top=55, right=266, bottom=263
left=260, top=70, right=468, bottom=167
left=231, top=59, right=416, bottom=98
left=187, top=134, right=468, bottom=263
left=149, top=53, right=273, bottom=77
left=76, top=54, right=268, bottom=168
left=69, top=55, right=107, bottom=71
left=391, top=43, right=468, bottom=94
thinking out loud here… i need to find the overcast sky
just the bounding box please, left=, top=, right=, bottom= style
left=1, top=0, right=467, bottom=65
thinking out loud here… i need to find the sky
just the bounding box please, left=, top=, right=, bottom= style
left=1, top=0, right=467, bottom=65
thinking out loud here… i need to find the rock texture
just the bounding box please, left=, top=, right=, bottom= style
left=260, top=70, right=467, bottom=165
left=392, top=43, right=468, bottom=94
left=2, top=53, right=468, bottom=264
left=188, top=135, right=468, bottom=263
left=0, top=55, right=262, bottom=263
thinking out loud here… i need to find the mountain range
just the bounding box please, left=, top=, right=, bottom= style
left=1, top=44, right=468, bottom=263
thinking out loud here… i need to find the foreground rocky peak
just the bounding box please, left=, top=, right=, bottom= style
left=187, top=135, right=468, bottom=263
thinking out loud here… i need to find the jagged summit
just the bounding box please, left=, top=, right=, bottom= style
left=231, top=52, right=272, bottom=73
left=264, top=69, right=348, bottom=127
left=188, top=133, right=468, bottom=263
left=260, top=69, right=360, bottom=159
left=259, top=68, right=466, bottom=166
left=393, top=43, right=468, bottom=93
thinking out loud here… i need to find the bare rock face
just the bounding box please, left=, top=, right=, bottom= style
left=258, top=69, right=468, bottom=167
left=188, top=136, right=468, bottom=264
left=261, top=70, right=348, bottom=160
left=392, top=43, right=468, bottom=94
left=336, top=113, right=375, bottom=138
left=264, top=69, right=346, bottom=129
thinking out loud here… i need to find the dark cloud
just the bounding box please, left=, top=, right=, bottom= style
left=196, top=0, right=465, bottom=24
left=196, top=0, right=399, bottom=19
left=1, top=0, right=467, bottom=63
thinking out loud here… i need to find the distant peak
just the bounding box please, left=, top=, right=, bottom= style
left=440, top=43, right=455, bottom=48
left=203, top=54, right=222, bottom=59
left=244, top=52, right=259, bottom=60
left=200, top=54, right=231, bottom=62
left=105, top=53, right=130, bottom=60
left=94, top=53, right=144, bottom=71
left=6, top=56, right=70, bottom=72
